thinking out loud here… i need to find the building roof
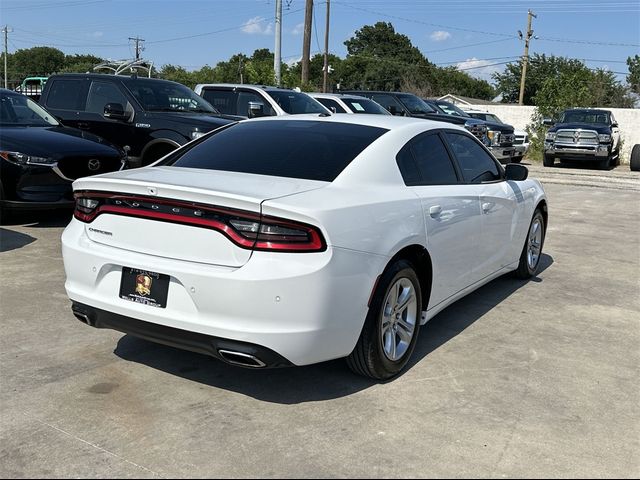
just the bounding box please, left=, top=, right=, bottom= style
left=437, top=94, right=496, bottom=106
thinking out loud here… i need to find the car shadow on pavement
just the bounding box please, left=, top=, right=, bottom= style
left=1, top=209, right=73, bottom=228
left=0, top=228, right=37, bottom=252
left=114, top=253, right=554, bottom=404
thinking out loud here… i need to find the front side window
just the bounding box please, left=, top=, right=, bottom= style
left=446, top=132, right=501, bottom=184
left=436, top=102, right=469, bottom=117
left=396, top=94, right=436, bottom=115
left=370, top=94, right=404, bottom=113
left=237, top=91, right=275, bottom=117
left=86, top=81, right=129, bottom=114
left=266, top=90, right=327, bottom=114
left=127, top=79, right=217, bottom=113
left=0, top=93, right=59, bottom=126
left=46, top=79, right=87, bottom=110
left=165, top=121, right=387, bottom=182
left=316, top=98, right=347, bottom=114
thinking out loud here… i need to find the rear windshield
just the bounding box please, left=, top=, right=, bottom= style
left=166, top=120, right=387, bottom=181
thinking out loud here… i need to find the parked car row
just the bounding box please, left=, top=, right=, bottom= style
left=0, top=73, right=525, bottom=217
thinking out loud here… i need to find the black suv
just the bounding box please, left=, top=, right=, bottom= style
left=40, top=74, right=238, bottom=167
left=341, top=90, right=489, bottom=145
left=543, top=109, right=621, bottom=169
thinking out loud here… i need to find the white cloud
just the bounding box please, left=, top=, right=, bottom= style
left=430, top=30, right=451, bottom=42
left=291, top=22, right=304, bottom=35
left=241, top=16, right=273, bottom=35
left=456, top=57, right=502, bottom=81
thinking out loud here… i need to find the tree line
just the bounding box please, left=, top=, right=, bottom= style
left=1, top=22, right=637, bottom=108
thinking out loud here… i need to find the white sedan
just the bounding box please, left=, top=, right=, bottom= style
left=62, top=115, right=547, bottom=380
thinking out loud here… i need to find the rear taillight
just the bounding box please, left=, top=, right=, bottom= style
left=74, top=191, right=325, bottom=253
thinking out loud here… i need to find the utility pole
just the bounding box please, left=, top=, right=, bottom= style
left=322, top=0, right=331, bottom=92
left=2, top=25, right=12, bottom=89
left=128, top=36, right=145, bottom=61
left=518, top=10, right=537, bottom=106
left=274, top=0, right=282, bottom=86
left=301, top=0, right=313, bottom=85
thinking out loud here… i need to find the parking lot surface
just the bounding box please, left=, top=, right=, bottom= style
left=1, top=169, right=639, bottom=478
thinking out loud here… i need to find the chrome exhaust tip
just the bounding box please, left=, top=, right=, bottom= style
left=73, top=312, right=94, bottom=327
left=218, top=349, right=267, bottom=368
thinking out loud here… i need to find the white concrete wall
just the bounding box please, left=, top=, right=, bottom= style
left=466, top=104, right=640, bottom=164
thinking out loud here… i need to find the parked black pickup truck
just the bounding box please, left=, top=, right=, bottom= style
left=39, top=74, right=238, bottom=167
left=543, top=109, right=621, bottom=169
left=341, top=90, right=489, bottom=146
left=422, top=99, right=516, bottom=163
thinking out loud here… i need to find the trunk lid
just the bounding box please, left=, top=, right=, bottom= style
left=73, top=166, right=327, bottom=267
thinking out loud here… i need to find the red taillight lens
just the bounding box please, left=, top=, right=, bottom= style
left=73, top=191, right=326, bottom=252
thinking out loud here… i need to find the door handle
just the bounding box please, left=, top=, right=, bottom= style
left=77, top=122, right=90, bottom=130
left=482, top=202, right=493, bottom=213
left=429, top=205, right=442, bottom=217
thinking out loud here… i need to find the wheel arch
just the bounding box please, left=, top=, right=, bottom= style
left=536, top=198, right=548, bottom=229
left=140, top=138, right=181, bottom=165
left=384, top=244, right=433, bottom=312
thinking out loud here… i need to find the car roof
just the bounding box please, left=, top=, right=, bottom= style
left=195, top=83, right=298, bottom=93
left=310, top=93, right=373, bottom=100
left=47, top=73, right=184, bottom=85
left=244, top=112, right=466, bottom=132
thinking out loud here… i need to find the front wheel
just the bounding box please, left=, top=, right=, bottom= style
left=347, top=260, right=422, bottom=380
left=514, top=209, right=546, bottom=279
left=543, top=154, right=555, bottom=167
left=511, top=155, right=523, bottom=164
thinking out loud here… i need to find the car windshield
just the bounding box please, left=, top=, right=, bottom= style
left=126, top=79, right=218, bottom=113
left=396, top=94, right=436, bottom=114
left=266, top=90, right=328, bottom=114
left=164, top=120, right=387, bottom=182
left=342, top=97, right=390, bottom=115
left=560, top=111, right=610, bottom=125
left=0, top=93, right=59, bottom=126
left=436, top=102, right=470, bottom=117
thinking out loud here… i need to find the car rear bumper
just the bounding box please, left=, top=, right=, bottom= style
left=71, top=302, right=293, bottom=368
left=62, top=218, right=386, bottom=366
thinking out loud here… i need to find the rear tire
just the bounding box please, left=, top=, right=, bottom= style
left=630, top=144, right=640, bottom=172
left=543, top=154, right=555, bottom=167
left=514, top=209, right=546, bottom=279
left=347, top=260, right=422, bottom=380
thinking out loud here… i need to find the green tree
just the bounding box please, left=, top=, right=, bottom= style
left=627, top=55, right=640, bottom=94
left=61, top=54, right=104, bottom=73
left=11, top=46, right=66, bottom=77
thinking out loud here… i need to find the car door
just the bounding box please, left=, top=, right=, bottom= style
left=82, top=80, right=137, bottom=150
left=40, top=77, right=90, bottom=129
left=444, top=131, right=519, bottom=280
left=396, top=130, right=483, bottom=309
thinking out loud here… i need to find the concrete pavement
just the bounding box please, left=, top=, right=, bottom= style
left=1, top=178, right=638, bottom=478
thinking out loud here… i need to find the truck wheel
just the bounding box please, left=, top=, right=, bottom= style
left=598, top=157, right=610, bottom=170
left=543, top=154, right=555, bottom=167
left=512, top=155, right=523, bottom=164
left=631, top=144, right=640, bottom=172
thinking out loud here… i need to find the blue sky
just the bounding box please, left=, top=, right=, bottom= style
left=2, top=0, right=639, bottom=83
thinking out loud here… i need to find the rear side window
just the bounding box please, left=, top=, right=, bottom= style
left=166, top=121, right=387, bottom=182
left=201, top=89, right=237, bottom=114
left=446, top=132, right=501, bottom=184
left=396, top=133, right=458, bottom=186
left=45, top=79, right=87, bottom=110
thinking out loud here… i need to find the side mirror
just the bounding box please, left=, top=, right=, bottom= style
left=247, top=102, right=265, bottom=119
left=611, top=122, right=618, bottom=128
left=505, top=163, right=528, bottom=181
left=543, top=118, right=555, bottom=126
left=104, top=103, right=128, bottom=121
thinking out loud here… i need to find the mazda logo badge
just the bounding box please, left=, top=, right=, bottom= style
left=88, top=159, right=101, bottom=171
